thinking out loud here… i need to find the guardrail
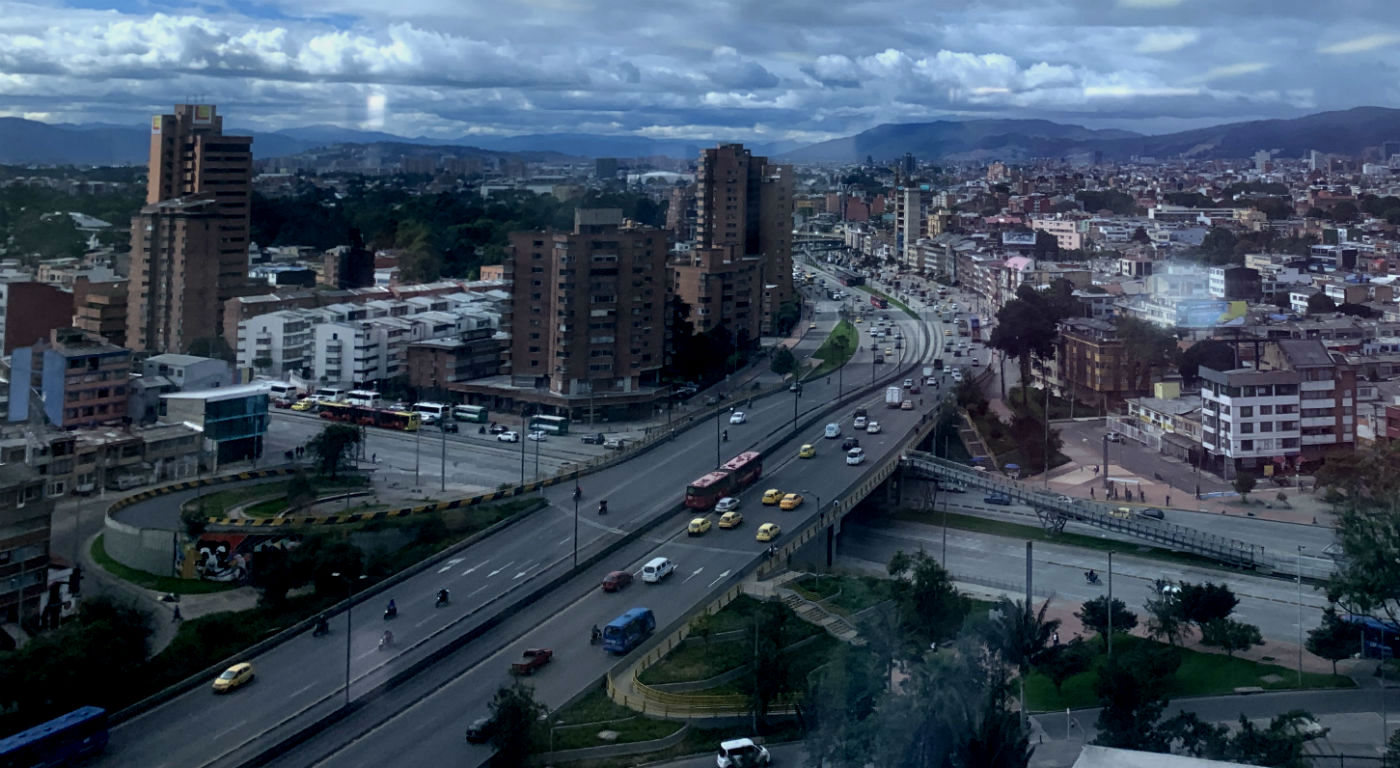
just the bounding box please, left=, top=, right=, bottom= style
left=901, top=453, right=1265, bottom=570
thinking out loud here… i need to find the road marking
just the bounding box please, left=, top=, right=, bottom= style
left=513, top=565, right=534, bottom=580
left=467, top=585, right=489, bottom=598
left=212, top=719, right=251, bottom=742
left=461, top=561, right=489, bottom=576
left=683, top=567, right=704, bottom=583
left=289, top=682, right=317, bottom=699
left=437, top=557, right=465, bottom=574
left=707, top=570, right=732, bottom=588
left=487, top=561, right=515, bottom=578
left=558, top=536, right=572, bottom=546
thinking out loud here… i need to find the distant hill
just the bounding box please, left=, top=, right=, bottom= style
left=780, top=119, right=1140, bottom=163
left=778, top=108, right=1400, bottom=163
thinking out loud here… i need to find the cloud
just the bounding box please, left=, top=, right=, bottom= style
left=1318, top=33, right=1400, bottom=54
left=1136, top=30, right=1198, bottom=54
left=0, top=0, right=1394, bottom=142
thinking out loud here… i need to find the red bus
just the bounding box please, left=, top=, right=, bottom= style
left=720, top=451, right=763, bottom=490
left=317, top=403, right=420, bottom=431
left=871, top=295, right=889, bottom=309
left=685, top=471, right=735, bottom=510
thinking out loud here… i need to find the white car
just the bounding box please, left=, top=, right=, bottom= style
left=903, top=378, right=913, bottom=388
left=729, top=411, right=747, bottom=425
left=846, top=447, right=866, bottom=465
left=824, top=423, right=841, bottom=439
left=715, top=497, right=740, bottom=513
left=853, top=416, right=868, bottom=429
left=717, top=738, right=771, bottom=767
left=866, top=421, right=881, bottom=434
left=527, top=430, right=547, bottom=441
left=497, top=431, right=519, bottom=442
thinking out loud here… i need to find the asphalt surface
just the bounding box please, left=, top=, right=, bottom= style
left=98, top=277, right=945, bottom=768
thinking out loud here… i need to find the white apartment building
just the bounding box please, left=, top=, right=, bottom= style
left=1199, top=366, right=1302, bottom=477
left=236, top=310, right=314, bottom=378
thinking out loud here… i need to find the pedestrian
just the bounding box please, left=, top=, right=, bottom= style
left=1166, top=494, right=1171, bottom=507
left=1090, top=487, right=1095, bottom=499
left=372, top=453, right=377, bottom=463
left=1052, top=631, right=1059, bottom=646
left=1139, top=489, right=1145, bottom=502
left=172, top=605, right=182, bottom=622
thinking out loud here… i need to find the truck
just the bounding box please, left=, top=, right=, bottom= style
left=923, top=366, right=934, bottom=379
left=885, top=386, right=903, bottom=408
left=510, top=648, right=553, bottom=676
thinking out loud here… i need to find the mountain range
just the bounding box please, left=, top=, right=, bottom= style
left=2, top=107, right=1398, bottom=166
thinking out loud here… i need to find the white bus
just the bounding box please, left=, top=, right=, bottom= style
left=453, top=404, right=489, bottom=423
left=346, top=390, right=382, bottom=408
left=412, top=402, right=449, bottom=424
left=267, top=382, right=303, bottom=403
left=312, top=386, right=347, bottom=403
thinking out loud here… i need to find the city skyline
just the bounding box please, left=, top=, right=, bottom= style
left=1, top=0, right=1398, bottom=143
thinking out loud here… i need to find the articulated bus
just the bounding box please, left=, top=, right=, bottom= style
left=0, top=706, right=109, bottom=767
left=685, top=451, right=764, bottom=509
left=1346, top=614, right=1400, bottom=659
left=318, top=403, right=420, bottom=431
left=602, top=607, right=656, bottom=654
left=529, top=415, right=570, bottom=435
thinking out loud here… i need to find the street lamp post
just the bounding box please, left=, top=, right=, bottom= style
left=1107, top=551, right=1115, bottom=660
left=519, top=405, right=528, bottom=487
left=792, top=383, right=801, bottom=432
left=440, top=423, right=447, bottom=493
left=572, top=480, right=580, bottom=569
left=716, top=409, right=723, bottom=469
left=413, top=422, right=421, bottom=486
left=330, top=571, right=366, bottom=708
left=1296, top=546, right=1305, bottom=688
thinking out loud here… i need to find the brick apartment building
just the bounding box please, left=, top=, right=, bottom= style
left=8, top=328, right=131, bottom=429
left=0, top=463, right=51, bottom=628
left=1260, top=338, right=1357, bottom=465
left=1056, top=317, right=1137, bottom=408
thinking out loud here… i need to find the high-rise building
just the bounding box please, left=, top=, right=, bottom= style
left=505, top=209, right=667, bottom=415
left=0, top=463, right=52, bottom=626
left=689, top=143, right=793, bottom=336
left=72, top=277, right=130, bottom=347
left=128, top=104, right=253, bottom=353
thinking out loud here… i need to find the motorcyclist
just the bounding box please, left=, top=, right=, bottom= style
left=385, top=599, right=397, bottom=618
left=437, top=589, right=449, bottom=605
left=598, top=499, right=608, bottom=515
left=573, top=485, right=582, bottom=501
left=314, top=616, right=329, bottom=636
left=591, top=624, right=601, bottom=643
left=1085, top=569, right=1098, bottom=583
left=380, top=630, right=394, bottom=648
left=722, top=429, right=729, bottom=442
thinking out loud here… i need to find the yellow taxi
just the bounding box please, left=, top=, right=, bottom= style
left=718, top=510, right=743, bottom=529
left=798, top=444, right=815, bottom=459
left=290, top=399, right=315, bottom=412
left=212, top=662, right=255, bottom=693
left=808, top=322, right=817, bottom=330
left=944, top=329, right=953, bottom=337
left=854, top=316, right=862, bottom=323
left=687, top=517, right=712, bottom=536
left=761, top=488, right=784, bottom=505
left=756, top=523, right=781, bottom=542
left=779, top=493, right=804, bottom=511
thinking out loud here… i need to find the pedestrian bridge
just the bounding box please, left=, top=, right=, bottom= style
left=899, top=452, right=1267, bottom=571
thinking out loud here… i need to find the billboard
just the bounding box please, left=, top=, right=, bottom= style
left=193, top=104, right=214, bottom=124
left=151, top=116, right=162, bottom=135
left=1175, top=300, right=1247, bottom=329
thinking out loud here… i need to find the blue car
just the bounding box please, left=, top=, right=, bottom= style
left=983, top=493, right=1012, bottom=506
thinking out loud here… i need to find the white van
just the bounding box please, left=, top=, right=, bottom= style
left=346, top=390, right=381, bottom=408
left=412, top=402, right=449, bottom=424
left=312, top=386, right=347, bottom=403
left=267, top=382, right=302, bottom=402
left=641, top=557, right=675, bottom=583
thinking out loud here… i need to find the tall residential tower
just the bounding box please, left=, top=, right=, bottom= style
left=127, top=104, right=253, bottom=353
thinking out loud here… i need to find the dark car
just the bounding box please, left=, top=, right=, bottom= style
left=841, top=436, right=861, bottom=451
left=581, top=433, right=606, bottom=445
left=984, top=493, right=1012, bottom=506
left=488, top=423, right=507, bottom=434
left=601, top=570, right=633, bottom=592
left=1138, top=507, right=1165, bottom=520
left=465, top=716, right=493, bottom=744
left=440, top=421, right=458, bottom=433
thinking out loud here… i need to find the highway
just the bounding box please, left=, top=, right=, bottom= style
left=97, top=285, right=942, bottom=768
left=838, top=516, right=1330, bottom=645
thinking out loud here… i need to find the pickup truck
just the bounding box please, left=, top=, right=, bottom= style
left=510, top=648, right=553, bottom=676
left=580, top=433, right=606, bottom=445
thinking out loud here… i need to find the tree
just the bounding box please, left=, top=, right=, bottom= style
left=1075, top=596, right=1138, bottom=648
left=887, top=550, right=971, bottom=646
left=1178, top=340, right=1235, bottom=385
left=770, top=347, right=797, bottom=377
left=250, top=545, right=298, bottom=605
left=1306, top=606, right=1357, bottom=676
left=805, top=644, right=885, bottom=768
left=773, top=298, right=802, bottom=335
left=1306, top=292, right=1337, bottom=315
left=1175, top=582, right=1239, bottom=627
left=1199, top=618, right=1263, bottom=657
left=1092, top=644, right=1180, bottom=750
left=1325, top=442, right=1400, bottom=625
left=1116, top=316, right=1178, bottom=392
left=990, top=284, right=1060, bottom=408
left=1329, top=201, right=1359, bottom=223
left=1337, top=302, right=1379, bottom=318
left=308, top=424, right=361, bottom=479
left=1201, top=227, right=1237, bottom=260
left=285, top=469, right=315, bottom=511
left=1232, top=472, right=1257, bottom=501
left=487, top=681, right=547, bottom=765
left=985, top=597, right=1060, bottom=723
left=1386, top=728, right=1400, bottom=767
left=1144, top=592, right=1189, bottom=646
left=746, top=598, right=794, bottom=729
left=1038, top=639, right=1092, bottom=693
left=954, top=670, right=1034, bottom=768
left=187, top=336, right=234, bottom=362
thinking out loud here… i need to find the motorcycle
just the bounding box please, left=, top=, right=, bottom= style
left=312, top=619, right=330, bottom=637
left=722, top=430, right=729, bottom=442
left=573, top=486, right=582, bottom=502
left=379, top=631, right=394, bottom=651
left=1084, top=571, right=1100, bottom=585
left=598, top=500, right=608, bottom=515
left=590, top=626, right=602, bottom=645
left=436, top=590, right=450, bottom=608
left=384, top=603, right=398, bottom=620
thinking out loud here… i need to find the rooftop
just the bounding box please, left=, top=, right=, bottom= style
left=161, top=381, right=271, bottom=403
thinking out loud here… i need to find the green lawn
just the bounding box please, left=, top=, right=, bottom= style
left=562, top=724, right=804, bottom=768
left=186, top=475, right=369, bottom=517
left=1025, top=634, right=1354, bottom=711
left=807, top=320, right=858, bottom=379
left=637, top=637, right=752, bottom=685
left=90, top=535, right=238, bottom=594
left=548, top=687, right=683, bottom=751
left=789, top=573, right=895, bottom=617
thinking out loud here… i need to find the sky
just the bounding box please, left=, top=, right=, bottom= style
left=1, top=0, right=1398, bottom=143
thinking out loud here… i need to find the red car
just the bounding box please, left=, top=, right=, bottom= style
left=601, top=570, right=633, bottom=592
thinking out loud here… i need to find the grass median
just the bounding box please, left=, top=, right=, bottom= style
left=807, top=319, right=858, bottom=380
left=1025, top=634, right=1353, bottom=711
left=857, top=285, right=916, bottom=318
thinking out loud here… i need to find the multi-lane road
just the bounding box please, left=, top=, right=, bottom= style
left=98, top=282, right=943, bottom=768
